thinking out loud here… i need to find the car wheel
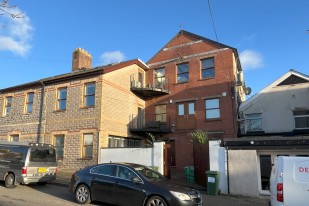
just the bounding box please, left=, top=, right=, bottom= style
left=75, top=184, right=91, bottom=204
left=146, top=196, right=167, bottom=206
left=5, top=173, right=16, bottom=189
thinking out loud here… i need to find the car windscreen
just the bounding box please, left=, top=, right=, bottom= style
left=133, top=166, right=167, bottom=181
left=30, top=147, right=56, bottom=162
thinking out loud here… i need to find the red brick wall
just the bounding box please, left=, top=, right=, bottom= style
left=146, top=32, right=238, bottom=172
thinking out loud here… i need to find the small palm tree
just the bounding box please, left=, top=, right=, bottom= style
left=188, top=129, right=208, bottom=145
left=145, top=132, right=156, bottom=147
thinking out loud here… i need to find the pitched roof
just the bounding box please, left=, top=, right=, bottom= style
left=0, top=59, right=148, bottom=93
left=240, top=69, right=309, bottom=109
left=147, top=30, right=242, bottom=70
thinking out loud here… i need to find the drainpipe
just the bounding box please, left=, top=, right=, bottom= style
left=38, top=81, right=46, bottom=143
left=97, top=70, right=104, bottom=164
left=97, top=131, right=100, bottom=164
left=226, top=147, right=230, bottom=194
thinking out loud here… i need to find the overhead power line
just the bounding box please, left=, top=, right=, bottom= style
left=207, top=0, right=219, bottom=42
left=207, top=0, right=229, bottom=81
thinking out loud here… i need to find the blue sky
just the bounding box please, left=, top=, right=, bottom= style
left=1, top=0, right=309, bottom=97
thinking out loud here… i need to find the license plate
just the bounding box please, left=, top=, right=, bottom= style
left=38, top=168, right=47, bottom=173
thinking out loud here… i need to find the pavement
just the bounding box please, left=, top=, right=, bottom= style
left=53, top=168, right=269, bottom=206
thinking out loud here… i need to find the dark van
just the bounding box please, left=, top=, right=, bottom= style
left=0, top=142, right=58, bottom=188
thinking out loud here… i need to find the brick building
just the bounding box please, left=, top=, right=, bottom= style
left=0, top=31, right=247, bottom=178
left=129, top=30, right=247, bottom=183
left=0, top=48, right=148, bottom=169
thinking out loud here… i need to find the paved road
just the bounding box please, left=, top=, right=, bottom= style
left=203, top=194, right=269, bottom=206
left=0, top=182, right=81, bottom=206
left=0, top=181, right=269, bottom=206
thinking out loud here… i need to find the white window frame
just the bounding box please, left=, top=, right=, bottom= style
left=245, top=113, right=263, bottom=132
left=205, top=98, right=220, bottom=119
left=155, top=67, right=166, bottom=87
left=294, top=111, right=309, bottom=129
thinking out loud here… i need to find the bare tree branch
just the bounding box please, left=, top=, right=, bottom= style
left=0, top=0, right=23, bottom=18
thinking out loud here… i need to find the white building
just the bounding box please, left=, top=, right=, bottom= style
left=224, top=69, right=309, bottom=197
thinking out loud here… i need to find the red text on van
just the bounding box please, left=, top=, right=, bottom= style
left=299, top=167, right=309, bottom=173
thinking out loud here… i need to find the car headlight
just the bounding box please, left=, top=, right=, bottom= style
left=170, top=191, right=191, bottom=201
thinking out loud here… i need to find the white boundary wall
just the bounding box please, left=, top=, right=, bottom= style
left=100, top=142, right=164, bottom=174
left=209, top=140, right=228, bottom=194
left=228, top=150, right=259, bottom=197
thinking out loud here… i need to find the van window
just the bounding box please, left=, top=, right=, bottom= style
left=8, top=147, right=27, bottom=160
left=30, top=147, right=56, bottom=162
left=0, top=148, right=9, bottom=160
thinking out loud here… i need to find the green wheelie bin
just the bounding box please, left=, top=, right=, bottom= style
left=206, top=171, right=220, bottom=195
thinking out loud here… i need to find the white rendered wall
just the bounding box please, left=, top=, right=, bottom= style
left=100, top=142, right=164, bottom=174
left=209, top=140, right=228, bottom=194
left=228, top=150, right=259, bottom=197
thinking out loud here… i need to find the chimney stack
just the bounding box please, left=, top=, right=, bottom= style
left=72, top=48, right=92, bottom=72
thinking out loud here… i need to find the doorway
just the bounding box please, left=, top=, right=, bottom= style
left=176, top=102, right=196, bottom=130
left=257, top=150, right=309, bottom=195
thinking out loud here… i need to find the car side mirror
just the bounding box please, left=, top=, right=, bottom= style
left=132, top=177, right=143, bottom=184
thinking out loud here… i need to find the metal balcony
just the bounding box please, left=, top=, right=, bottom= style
left=130, top=74, right=169, bottom=99
left=129, top=114, right=171, bottom=134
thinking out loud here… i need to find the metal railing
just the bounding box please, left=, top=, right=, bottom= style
left=130, top=73, right=169, bottom=91
left=129, top=113, right=171, bottom=133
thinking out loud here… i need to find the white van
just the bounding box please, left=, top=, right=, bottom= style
left=269, top=156, right=309, bottom=206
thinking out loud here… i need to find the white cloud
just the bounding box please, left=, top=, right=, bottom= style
left=239, top=50, right=263, bottom=70
left=100, top=51, right=126, bottom=65
left=0, top=8, right=33, bottom=56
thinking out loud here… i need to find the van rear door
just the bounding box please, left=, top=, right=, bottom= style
left=26, top=147, right=57, bottom=177
left=284, top=158, right=309, bottom=206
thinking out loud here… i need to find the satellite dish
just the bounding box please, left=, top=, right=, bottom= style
left=245, top=87, right=252, bottom=95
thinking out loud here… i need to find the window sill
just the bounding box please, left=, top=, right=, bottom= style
left=77, top=157, right=93, bottom=160
left=205, top=118, right=222, bottom=122
left=174, top=81, right=189, bottom=85
left=80, top=106, right=95, bottom=109
left=199, top=77, right=215, bottom=81
left=53, top=110, right=66, bottom=113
